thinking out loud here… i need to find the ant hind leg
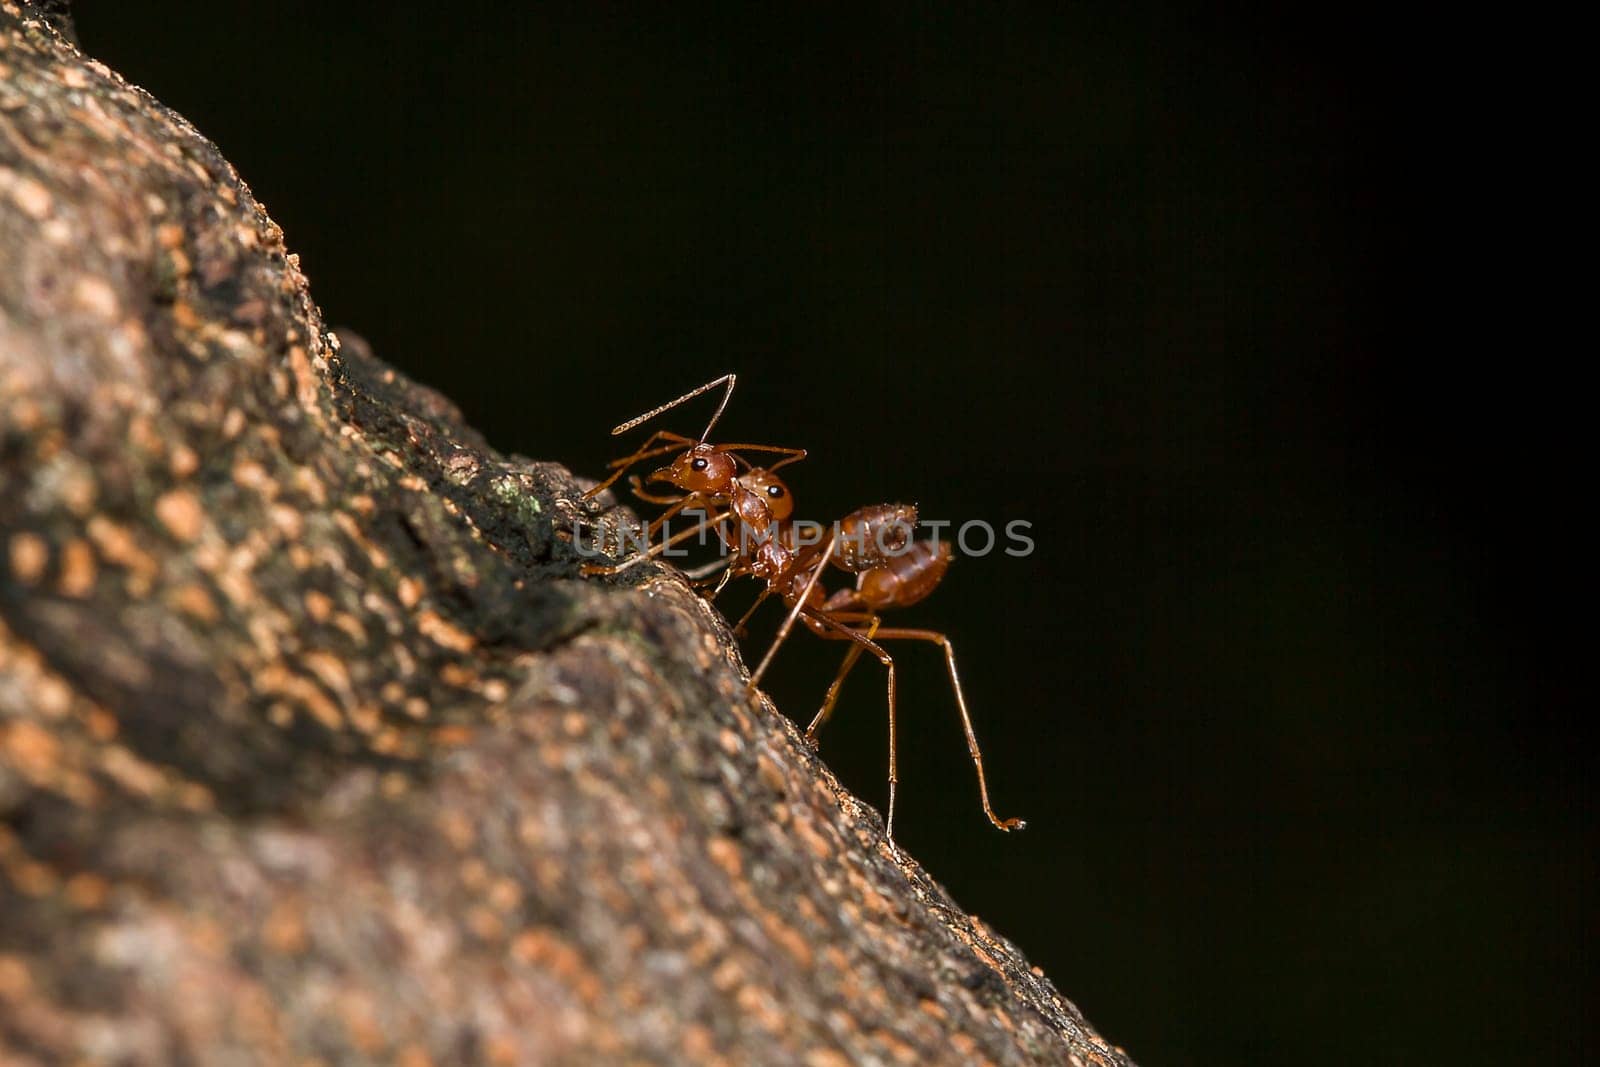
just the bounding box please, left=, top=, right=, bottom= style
left=868, top=628, right=1025, bottom=832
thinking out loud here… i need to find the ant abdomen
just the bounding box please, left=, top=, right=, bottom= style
left=832, top=539, right=952, bottom=612
left=832, top=504, right=918, bottom=573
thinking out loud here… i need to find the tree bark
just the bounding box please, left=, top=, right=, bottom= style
left=0, top=6, right=1135, bottom=1064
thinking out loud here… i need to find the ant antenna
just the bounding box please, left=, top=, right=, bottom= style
left=611, top=374, right=737, bottom=443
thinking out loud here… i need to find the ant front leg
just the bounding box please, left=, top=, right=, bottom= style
left=582, top=431, right=695, bottom=500
left=802, top=611, right=878, bottom=746
left=799, top=608, right=901, bottom=843
left=580, top=509, right=730, bottom=576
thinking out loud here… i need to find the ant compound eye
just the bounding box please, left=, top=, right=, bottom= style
left=767, top=485, right=785, bottom=498
left=691, top=458, right=709, bottom=471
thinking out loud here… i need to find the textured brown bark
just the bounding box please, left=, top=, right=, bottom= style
left=0, top=6, right=1135, bottom=1064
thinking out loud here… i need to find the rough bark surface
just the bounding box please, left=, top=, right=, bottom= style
left=0, top=8, right=1136, bottom=1064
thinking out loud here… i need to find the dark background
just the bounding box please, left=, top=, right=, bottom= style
left=73, top=5, right=1588, bottom=1064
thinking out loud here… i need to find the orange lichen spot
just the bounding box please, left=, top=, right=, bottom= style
left=57, top=538, right=96, bottom=596
left=919, top=997, right=948, bottom=1022
left=256, top=665, right=343, bottom=732
left=733, top=984, right=784, bottom=1034
left=99, top=745, right=167, bottom=796
left=417, top=611, right=475, bottom=653
left=710, top=958, right=743, bottom=993
left=791, top=811, right=834, bottom=861
left=756, top=753, right=787, bottom=794
left=154, top=488, right=204, bottom=542
left=70, top=275, right=119, bottom=319
left=33, top=672, right=72, bottom=718
left=56, top=466, right=98, bottom=516
left=488, top=876, right=522, bottom=914
left=170, top=581, right=219, bottom=622
left=366, top=727, right=401, bottom=756
left=431, top=723, right=475, bottom=748
left=561, top=711, right=587, bottom=738
left=232, top=458, right=270, bottom=492
left=302, top=651, right=354, bottom=705
left=438, top=663, right=475, bottom=689
left=303, top=589, right=333, bottom=621
left=2, top=721, right=60, bottom=780
left=395, top=1046, right=435, bottom=1067
left=682, top=1024, right=716, bottom=1062
left=706, top=837, right=742, bottom=881
left=177, top=782, right=215, bottom=812
left=395, top=576, right=422, bottom=609
left=484, top=1036, right=519, bottom=1067
left=63, top=872, right=109, bottom=910
left=8, top=173, right=51, bottom=219
left=0, top=954, right=32, bottom=998
left=481, top=678, right=510, bottom=703
left=286, top=344, right=319, bottom=408
left=337, top=989, right=387, bottom=1055
left=436, top=808, right=475, bottom=850
left=347, top=704, right=380, bottom=735
left=263, top=500, right=302, bottom=539
left=804, top=1050, right=852, bottom=1067
left=763, top=914, right=814, bottom=970
left=85, top=706, right=118, bottom=741
left=718, top=728, right=742, bottom=755
left=10, top=860, right=56, bottom=897
left=170, top=299, right=200, bottom=332
left=156, top=221, right=185, bottom=249
left=459, top=858, right=490, bottom=890
left=7, top=532, right=48, bottom=585
left=262, top=900, right=308, bottom=955
left=86, top=517, right=158, bottom=579
left=948, top=1032, right=979, bottom=1059
left=467, top=905, right=504, bottom=942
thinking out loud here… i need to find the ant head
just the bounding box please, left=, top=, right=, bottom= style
left=739, top=468, right=794, bottom=522
left=652, top=443, right=736, bottom=493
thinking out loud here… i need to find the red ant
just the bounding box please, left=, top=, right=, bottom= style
left=580, top=375, right=806, bottom=577
left=584, top=375, right=1024, bottom=841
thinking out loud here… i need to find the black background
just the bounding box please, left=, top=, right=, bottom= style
left=73, top=5, right=1588, bottom=1064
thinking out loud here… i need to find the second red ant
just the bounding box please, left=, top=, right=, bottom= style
left=582, top=374, right=1024, bottom=841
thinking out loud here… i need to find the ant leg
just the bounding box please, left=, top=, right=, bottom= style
left=645, top=492, right=716, bottom=540
left=870, top=628, right=1025, bottom=832
left=706, top=559, right=741, bottom=601
left=803, top=613, right=879, bottom=745
left=717, top=444, right=808, bottom=471
left=747, top=533, right=835, bottom=689
left=627, top=478, right=687, bottom=507
left=799, top=609, right=899, bottom=842
left=580, top=510, right=730, bottom=576
left=731, top=587, right=773, bottom=636
left=732, top=536, right=831, bottom=637
left=582, top=432, right=695, bottom=499
left=683, top=558, right=730, bottom=581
